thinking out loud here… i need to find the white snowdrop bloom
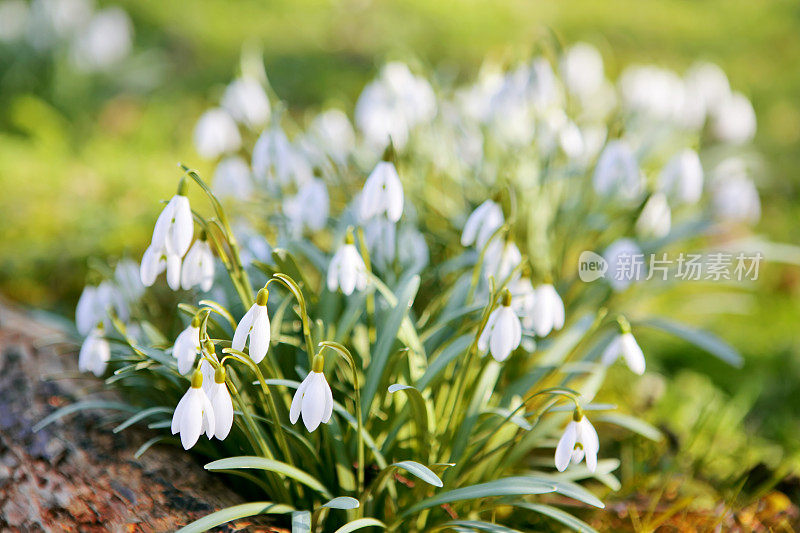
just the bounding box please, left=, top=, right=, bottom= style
left=531, top=284, right=565, bottom=337
left=181, top=238, right=215, bottom=292
left=658, top=149, right=703, bottom=205
left=461, top=200, right=504, bottom=249
left=327, top=233, right=368, bottom=295
left=208, top=366, right=234, bottom=440
left=0, top=0, right=28, bottom=42
left=362, top=217, right=397, bottom=268
left=310, top=109, right=355, bottom=164
left=78, top=325, right=110, bottom=377
left=555, top=413, right=599, bottom=472
left=173, top=319, right=201, bottom=375
left=478, top=291, right=522, bottom=362
left=139, top=244, right=182, bottom=290
left=619, top=65, right=686, bottom=122
left=70, top=8, right=133, bottom=72
left=561, top=42, right=605, bottom=98
left=712, top=92, right=756, bottom=145
left=232, top=288, right=271, bottom=364
left=114, top=259, right=145, bottom=303
left=711, top=159, right=761, bottom=224
left=397, top=225, right=430, bottom=270
left=283, top=178, right=329, bottom=235
left=171, top=371, right=216, bottom=450
left=252, top=127, right=312, bottom=185
left=212, top=156, right=253, bottom=200
left=76, top=285, right=102, bottom=335
left=484, top=240, right=522, bottom=283
left=602, top=331, right=645, bottom=375
left=359, top=160, right=404, bottom=222
left=289, top=355, right=333, bottom=432
left=508, top=277, right=536, bottom=330
left=684, top=62, right=730, bottom=114
left=152, top=194, right=193, bottom=257
left=592, top=140, right=642, bottom=199
left=221, top=77, right=270, bottom=130
left=194, top=108, right=241, bottom=159
left=636, top=192, right=672, bottom=239
left=603, top=238, right=644, bottom=292
left=529, top=57, right=562, bottom=111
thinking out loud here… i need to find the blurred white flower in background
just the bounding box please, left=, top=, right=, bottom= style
left=603, top=238, right=644, bottom=291
left=252, top=126, right=312, bottom=185
left=212, top=156, right=253, bottom=200
left=712, top=92, right=757, bottom=144
left=194, top=108, right=242, bottom=159
left=70, top=7, right=132, bottom=72
left=462, top=200, right=504, bottom=249
left=78, top=324, right=110, bottom=377
left=283, top=178, right=329, bottom=235
left=327, top=238, right=368, bottom=295
left=181, top=238, right=215, bottom=292
left=221, top=77, right=271, bottom=130
left=0, top=0, right=29, bottom=41
left=484, top=240, right=521, bottom=283
left=531, top=284, right=565, bottom=337
left=620, top=65, right=686, bottom=122
left=309, top=109, right=355, bottom=165
left=602, top=331, right=646, bottom=375
left=561, top=42, right=605, bottom=99
left=359, top=160, right=404, bottom=222
left=684, top=62, right=731, bottom=124
left=592, top=140, right=642, bottom=199
left=658, top=149, right=704, bottom=205
left=711, top=158, right=761, bottom=224
left=636, top=192, right=672, bottom=239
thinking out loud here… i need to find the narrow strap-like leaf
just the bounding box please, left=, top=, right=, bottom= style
left=175, top=501, right=294, bottom=533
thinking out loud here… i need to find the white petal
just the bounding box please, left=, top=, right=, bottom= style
left=179, top=390, right=203, bottom=449
left=489, top=310, right=516, bottom=362
left=327, top=249, right=343, bottom=292
left=92, top=337, right=110, bottom=377
left=301, top=373, right=326, bottom=431
left=321, top=376, right=333, bottom=424
left=140, top=245, right=165, bottom=287
left=290, top=372, right=313, bottom=424
left=232, top=305, right=256, bottom=351
left=200, top=244, right=215, bottom=291
left=169, top=196, right=194, bottom=256
left=76, top=287, right=97, bottom=335
left=383, top=164, right=404, bottom=222
left=172, top=390, right=190, bottom=434
left=248, top=306, right=271, bottom=363
left=579, top=417, right=599, bottom=454
left=621, top=333, right=645, bottom=375
left=601, top=336, right=621, bottom=366
left=180, top=243, right=201, bottom=289
left=201, top=389, right=216, bottom=439
left=339, top=248, right=359, bottom=295
left=166, top=253, right=182, bottom=291
left=461, top=201, right=489, bottom=246
left=478, top=308, right=500, bottom=353
left=151, top=198, right=175, bottom=251
left=212, top=385, right=234, bottom=440
left=555, top=421, right=578, bottom=471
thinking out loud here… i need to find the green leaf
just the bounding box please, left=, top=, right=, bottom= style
left=417, top=334, right=472, bottom=391
left=322, top=497, right=360, bottom=510
left=595, top=413, right=663, bottom=441
left=441, top=520, right=521, bottom=532
left=387, top=384, right=432, bottom=453
left=113, top=406, right=173, bottom=433
left=175, top=501, right=294, bottom=533
left=205, top=456, right=331, bottom=497
left=33, top=400, right=137, bottom=432
left=332, top=518, right=386, bottom=533
left=361, top=275, right=420, bottom=413
left=292, top=511, right=311, bottom=533
left=512, top=502, right=598, bottom=533
left=391, top=461, right=443, bottom=487
left=400, top=477, right=556, bottom=517
left=134, top=435, right=173, bottom=458
left=640, top=318, right=743, bottom=367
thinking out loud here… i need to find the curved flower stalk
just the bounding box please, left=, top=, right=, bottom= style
left=78, top=324, right=110, bottom=377
left=359, top=158, right=404, bottom=223
left=327, top=230, right=369, bottom=295
left=181, top=236, right=215, bottom=291
left=171, top=370, right=215, bottom=450
left=290, top=354, right=333, bottom=432
left=232, top=288, right=271, bottom=364
left=531, top=283, right=565, bottom=337
left=555, top=410, right=600, bottom=472
left=478, top=290, right=522, bottom=362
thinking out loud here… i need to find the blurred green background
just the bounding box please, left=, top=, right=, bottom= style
left=2, top=0, right=799, bottom=522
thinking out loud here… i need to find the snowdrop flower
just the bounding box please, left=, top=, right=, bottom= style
left=114, top=259, right=145, bottom=303
left=531, top=284, right=565, bottom=337
left=712, top=92, right=756, bottom=145
left=212, top=156, right=253, bottom=200
left=181, top=236, right=215, bottom=291
left=603, top=238, right=644, bottom=291
left=359, top=159, right=403, bottom=222
left=619, top=65, right=685, bottom=122
left=290, top=354, right=333, bottom=432
left=478, top=290, right=522, bottom=362
left=461, top=200, right=504, bottom=249
left=684, top=62, right=730, bottom=121
left=635, top=192, right=672, bottom=239
left=555, top=411, right=599, bottom=472
left=658, top=149, right=703, bottom=205
left=208, top=366, right=234, bottom=440
left=76, top=284, right=102, bottom=335
left=484, top=240, right=522, bottom=284
left=171, top=370, right=216, bottom=450
left=70, top=8, right=133, bottom=72
left=140, top=244, right=182, bottom=290
left=508, top=277, right=536, bottom=330
left=561, top=42, right=605, bottom=98
left=173, top=316, right=201, bottom=375
left=152, top=193, right=193, bottom=257
left=283, top=178, right=329, bottom=234
left=602, top=325, right=645, bottom=376
left=310, top=109, right=355, bottom=165
left=592, top=141, right=642, bottom=199
left=232, top=288, right=271, bottom=364
left=221, top=77, right=270, bottom=130
left=78, top=324, right=111, bottom=377
left=328, top=231, right=368, bottom=295
left=194, top=108, right=241, bottom=159
left=710, top=158, right=761, bottom=224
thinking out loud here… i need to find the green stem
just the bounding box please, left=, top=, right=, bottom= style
left=356, top=227, right=376, bottom=343
left=270, top=274, right=316, bottom=367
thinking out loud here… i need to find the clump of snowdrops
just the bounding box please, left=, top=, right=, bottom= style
left=56, top=43, right=763, bottom=532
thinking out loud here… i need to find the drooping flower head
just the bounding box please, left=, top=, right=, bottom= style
left=173, top=315, right=202, bottom=375
left=290, top=354, right=333, bottom=432
left=555, top=409, right=599, bottom=472
left=461, top=199, right=504, bottom=250
left=327, top=229, right=368, bottom=296
left=359, top=147, right=404, bottom=223
left=478, top=289, right=522, bottom=362
left=78, top=323, right=110, bottom=377
left=531, top=283, right=565, bottom=337
left=658, top=149, right=703, bottom=205
left=193, top=108, right=242, bottom=159
left=601, top=316, right=645, bottom=375
left=232, top=288, right=271, bottom=364
left=171, top=370, right=216, bottom=450
left=181, top=233, right=215, bottom=292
